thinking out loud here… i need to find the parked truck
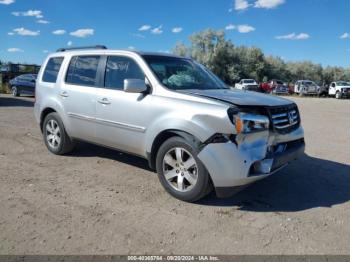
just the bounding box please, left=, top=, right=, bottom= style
left=234, top=79, right=260, bottom=92
left=294, top=80, right=319, bottom=96
left=329, top=81, right=350, bottom=99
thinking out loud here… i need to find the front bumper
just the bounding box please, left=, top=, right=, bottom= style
left=198, top=126, right=305, bottom=197
left=340, top=91, right=350, bottom=98
left=273, top=89, right=289, bottom=95
left=302, top=90, right=317, bottom=95
left=244, top=85, right=260, bottom=92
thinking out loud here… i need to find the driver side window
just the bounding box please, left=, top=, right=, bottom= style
left=104, top=56, right=145, bottom=90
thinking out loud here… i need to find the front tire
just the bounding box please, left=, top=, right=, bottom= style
left=156, top=136, right=212, bottom=202
left=43, top=112, right=76, bottom=155
left=335, top=91, right=342, bottom=99
left=12, top=86, right=20, bottom=97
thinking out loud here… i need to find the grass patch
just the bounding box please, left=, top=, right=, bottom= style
left=0, top=83, right=10, bottom=94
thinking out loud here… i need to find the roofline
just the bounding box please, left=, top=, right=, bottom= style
left=49, top=48, right=189, bottom=60
left=56, top=45, right=107, bottom=52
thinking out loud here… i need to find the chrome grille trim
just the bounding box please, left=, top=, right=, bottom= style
left=268, top=105, right=300, bottom=133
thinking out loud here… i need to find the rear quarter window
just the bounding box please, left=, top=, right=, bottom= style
left=42, top=57, right=64, bottom=83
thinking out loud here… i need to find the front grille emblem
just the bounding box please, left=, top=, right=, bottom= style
left=270, top=105, right=300, bottom=133
left=288, top=111, right=294, bottom=125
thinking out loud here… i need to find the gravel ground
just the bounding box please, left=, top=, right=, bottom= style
left=0, top=94, right=349, bottom=255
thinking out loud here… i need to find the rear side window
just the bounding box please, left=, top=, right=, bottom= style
left=42, top=57, right=64, bottom=83
left=66, top=56, right=100, bottom=86
left=104, top=56, right=144, bottom=90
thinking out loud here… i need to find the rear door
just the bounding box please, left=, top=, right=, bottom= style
left=60, top=55, right=102, bottom=142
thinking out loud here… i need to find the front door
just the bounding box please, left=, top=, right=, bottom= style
left=329, top=82, right=336, bottom=95
left=95, top=55, right=154, bottom=156
left=295, top=82, right=300, bottom=93
left=23, top=75, right=36, bottom=95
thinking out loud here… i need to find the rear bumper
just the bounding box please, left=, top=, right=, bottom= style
left=198, top=127, right=305, bottom=198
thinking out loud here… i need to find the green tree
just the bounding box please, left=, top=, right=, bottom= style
left=173, top=28, right=350, bottom=86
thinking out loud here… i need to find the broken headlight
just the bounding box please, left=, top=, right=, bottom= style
left=233, top=113, right=269, bottom=134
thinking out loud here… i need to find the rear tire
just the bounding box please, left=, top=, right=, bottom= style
left=12, top=86, right=20, bottom=97
left=156, top=136, right=212, bottom=202
left=43, top=112, right=76, bottom=155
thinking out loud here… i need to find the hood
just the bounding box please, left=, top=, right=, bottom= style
left=179, top=88, right=292, bottom=107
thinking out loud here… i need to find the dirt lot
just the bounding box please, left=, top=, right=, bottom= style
left=0, top=94, right=349, bottom=255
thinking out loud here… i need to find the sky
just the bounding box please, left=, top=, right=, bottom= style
left=1, top=0, right=350, bottom=67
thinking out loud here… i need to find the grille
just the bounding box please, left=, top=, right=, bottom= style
left=268, top=104, right=300, bottom=134
left=246, top=85, right=259, bottom=91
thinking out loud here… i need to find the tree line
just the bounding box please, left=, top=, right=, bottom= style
left=173, top=29, right=350, bottom=86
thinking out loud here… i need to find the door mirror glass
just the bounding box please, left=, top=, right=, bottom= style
left=124, top=79, right=148, bottom=93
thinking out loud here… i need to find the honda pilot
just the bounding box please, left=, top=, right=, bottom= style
left=34, top=46, right=305, bottom=202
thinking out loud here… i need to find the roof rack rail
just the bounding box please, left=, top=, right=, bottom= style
left=56, top=45, right=107, bottom=52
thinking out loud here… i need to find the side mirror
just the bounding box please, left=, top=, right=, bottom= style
left=124, top=79, right=148, bottom=93
left=31, top=79, right=36, bottom=83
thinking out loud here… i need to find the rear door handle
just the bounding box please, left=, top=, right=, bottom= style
left=98, top=98, right=111, bottom=105
left=60, top=91, right=69, bottom=98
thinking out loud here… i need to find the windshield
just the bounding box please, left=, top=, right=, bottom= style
left=142, top=55, right=227, bottom=90
left=337, top=81, right=350, bottom=86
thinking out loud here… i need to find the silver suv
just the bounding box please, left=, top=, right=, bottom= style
left=34, top=46, right=305, bottom=202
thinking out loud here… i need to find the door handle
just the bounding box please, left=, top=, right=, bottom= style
left=60, top=91, right=69, bottom=98
left=98, top=98, right=111, bottom=105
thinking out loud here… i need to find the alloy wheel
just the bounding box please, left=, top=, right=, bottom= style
left=162, top=147, right=198, bottom=192
left=12, top=87, right=17, bottom=96
left=45, top=119, right=61, bottom=149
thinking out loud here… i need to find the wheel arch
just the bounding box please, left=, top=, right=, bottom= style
left=147, top=129, right=203, bottom=170
left=40, top=107, right=57, bottom=132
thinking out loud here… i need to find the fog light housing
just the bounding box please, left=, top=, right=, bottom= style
left=249, top=159, right=274, bottom=176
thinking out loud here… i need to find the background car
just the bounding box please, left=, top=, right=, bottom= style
left=329, top=81, right=350, bottom=99
left=288, top=83, right=295, bottom=94
left=9, top=74, right=37, bottom=97
left=317, top=84, right=329, bottom=97
left=260, top=79, right=289, bottom=95
left=294, top=80, right=319, bottom=96
left=234, top=79, right=260, bottom=92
